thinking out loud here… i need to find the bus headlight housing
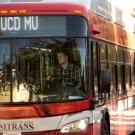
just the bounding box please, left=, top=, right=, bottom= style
left=60, top=118, right=89, bottom=134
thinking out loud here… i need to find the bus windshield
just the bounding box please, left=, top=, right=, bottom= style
left=0, top=38, right=88, bottom=103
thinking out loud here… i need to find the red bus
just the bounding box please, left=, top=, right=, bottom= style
left=0, top=1, right=135, bottom=135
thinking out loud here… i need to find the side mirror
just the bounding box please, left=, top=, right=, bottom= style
left=90, top=24, right=100, bottom=35
left=100, top=69, right=110, bottom=93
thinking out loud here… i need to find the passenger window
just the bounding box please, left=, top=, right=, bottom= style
left=91, top=40, right=99, bottom=100
left=117, top=47, right=124, bottom=63
left=125, top=49, right=131, bottom=64
left=125, top=66, right=132, bottom=91
left=99, top=42, right=107, bottom=63
left=108, top=45, right=117, bottom=98
left=117, top=65, right=125, bottom=94
left=108, top=45, right=116, bottom=62
left=124, top=49, right=132, bottom=91
left=117, top=47, right=125, bottom=94
left=99, top=42, right=108, bottom=70
left=99, top=42, right=109, bottom=99
left=131, top=52, right=135, bottom=83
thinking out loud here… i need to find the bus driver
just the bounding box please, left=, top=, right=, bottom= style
left=47, top=49, right=81, bottom=88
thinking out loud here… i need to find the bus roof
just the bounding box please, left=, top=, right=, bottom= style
left=0, top=2, right=88, bottom=16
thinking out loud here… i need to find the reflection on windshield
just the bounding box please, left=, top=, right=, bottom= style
left=0, top=38, right=87, bottom=103
left=0, top=41, right=10, bottom=102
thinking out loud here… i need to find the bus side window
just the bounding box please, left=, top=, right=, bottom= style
left=99, top=42, right=109, bottom=99
left=99, top=42, right=107, bottom=69
left=131, top=52, right=135, bottom=86
left=91, top=40, right=99, bottom=100
left=91, top=40, right=101, bottom=101
left=108, top=44, right=117, bottom=98
left=124, top=49, right=132, bottom=91
left=117, top=47, right=125, bottom=94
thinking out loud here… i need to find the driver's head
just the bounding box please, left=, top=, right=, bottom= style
left=56, top=50, right=68, bottom=65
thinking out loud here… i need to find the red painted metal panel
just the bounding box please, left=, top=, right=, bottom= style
left=34, top=98, right=90, bottom=116
left=0, top=98, right=90, bottom=118
left=0, top=105, right=39, bottom=118
left=0, top=3, right=88, bottom=16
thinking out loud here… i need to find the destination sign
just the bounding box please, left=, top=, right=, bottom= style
left=0, top=15, right=87, bottom=37
left=0, top=16, right=38, bottom=31
left=0, top=16, right=66, bottom=37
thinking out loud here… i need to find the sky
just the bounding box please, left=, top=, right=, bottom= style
left=111, top=0, right=134, bottom=13
left=112, top=0, right=135, bottom=32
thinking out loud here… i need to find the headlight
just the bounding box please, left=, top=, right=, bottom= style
left=60, top=118, right=89, bottom=134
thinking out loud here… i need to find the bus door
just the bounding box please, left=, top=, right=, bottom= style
left=90, top=39, right=107, bottom=135
left=91, top=39, right=107, bottom=104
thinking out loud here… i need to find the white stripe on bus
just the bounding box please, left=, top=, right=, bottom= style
left=0, top=110, right=103, bottom=132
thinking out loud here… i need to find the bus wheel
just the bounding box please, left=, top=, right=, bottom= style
left=102, top=120, right=110, bottom=135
